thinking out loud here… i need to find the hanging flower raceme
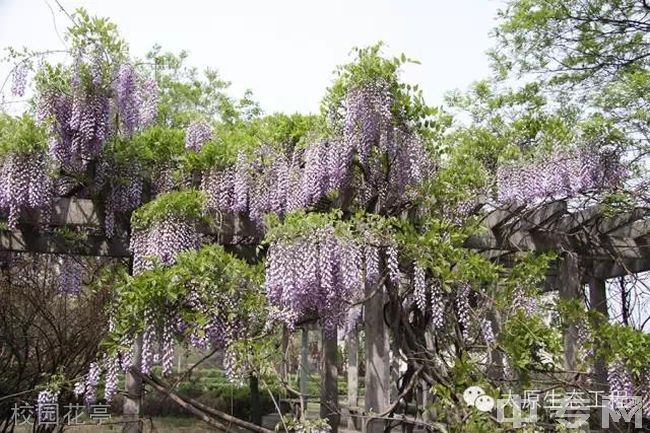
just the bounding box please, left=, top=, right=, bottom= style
left=57, top=255, right=83, bottom=295
left=265, top=224, right=364, bottom=333
left=200, top=79, right=432, bottom=232
left=456, top=283, right=472, bottom=340
left=103, top=355, right=119, bottom=403
left=405, top=263, right=448, bottom=331
left=607, top=358, right=635, bottom=409
left=430, top=281, right=445, bottom=330
left=37, top=60, right=158, bottom=174
left=496, top=148, right=626, bottom=204
left=39, top=67, right=110, bottom=172
left=185, top=121, right=213, bottom=151
left=343, top=80, right=432, bottom=208
left=512, top=286, right=539, bottom=315
left=0, top=107, right=51, bottom=223
left=344, top=79, right=394, bottom=166
left=10, top=62, right=28, bottom=97
left=95, top=157, right=144, bottom=238
left=481, top=318, right=495, bottom=345
left=113, top=63, right=159, bottom=137
left=413, top=263, right=427, bottom=312
left=0, top=150, right=53, bottom=230
left=84, top=361, right=100, bottom=405
left=130, top=214, right=200, bottom=275
left=140, top=313, right=157, bottom=375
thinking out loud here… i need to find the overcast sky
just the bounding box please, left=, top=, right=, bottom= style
left=0, top=0, right=502, bottom=114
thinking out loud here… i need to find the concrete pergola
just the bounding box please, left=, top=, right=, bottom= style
left=4, top=196, right=649, bottom=432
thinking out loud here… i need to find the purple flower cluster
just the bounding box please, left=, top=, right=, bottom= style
left=481, top=318, right=495, bottom=345
left=57, top=255, right=83, bottom=295
left=344, top=81, right=431, bottom=207
left=265, top=228, right=364, bottom=333
left=0, top=152, right=53, bottom=229
left=413, top=264, right=427, bottom=312
left=344, top=80, right=394, bottom=166
left=497, top=149, right=626, bottom=204
left=607, top=358, right=635, bottom=409
left=201, top=144, right=321, bottom=229
left=386, top=245, right=401, bottom=286
left=512, top=287, right=539, bottom=315
left=38, top=62, right=157, bottom=175
left=76, top=354, right=124, bottom=405
left=201, top=80, right=430, bottom=229
left=185, top=122, right=213, bottom=151
left=456, top=283, right=472, bottom=340
left=103, top=355, right=119, bottom=403
left=140, top=316, right=156, bottom=375
left=130, top=215, right=199, bottom=275
left=84, top=361, right=100, bottom=404
left=641, top=372, right=650, bottom=416
left=96, top=159, right=144, bottom=238
left=10, top=63, right=28, bottom=97
left=73, top=381, right=85, bottom=397
left=113, top=64, right=158, bottom=136
left=161, top=323, right=174, bottom=376
left=233, top=151, right=249, bottom=212
left=222, top=345, right=248, bottom=383
left=119, top=337, right=134, bottom=372
left=430, top=280, right=445, bottom=330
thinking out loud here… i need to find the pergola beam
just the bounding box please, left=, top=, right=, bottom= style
left=1, top=227, right=131, bottom=257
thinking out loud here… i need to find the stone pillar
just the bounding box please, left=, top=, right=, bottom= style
left=320, top=327, right=340, bottom=433
left=588, top=274, right=608, bottom=389
left=123, top=335, right=143, bottom=433
left=347, top=327, right=359, bottom=429
left=558, top=253, right=581, bottom=374
left=365, top=281, right=389, bottom=433
left=300, top=327, right=309, bottom=415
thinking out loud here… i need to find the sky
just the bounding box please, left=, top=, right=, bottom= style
left=2, top=0, right=650, bottom=329
left=0, top=0, right=502, bottom=114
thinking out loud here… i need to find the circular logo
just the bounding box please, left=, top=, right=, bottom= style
left=474, top=394, right=495, bottom=412
left=462, top=386, right=486, bottom=406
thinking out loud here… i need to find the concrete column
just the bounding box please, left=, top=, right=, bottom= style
left=123, top=335, right=143, bottom=433
left=558, top=253, right=581, bottom=374
left=300, top=327, right=309, bottom=415
left=588, top=274, right=608, bottom=389
left=320, top=327, right=340, bottom=433
left=365, top=280, right=389, bottom=433
left=346, top=327, right=359, bottom=429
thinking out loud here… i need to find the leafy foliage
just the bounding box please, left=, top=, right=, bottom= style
left=0, top=114, right=47, bottom=157
left=109, top=244, right=265, bottom=346
left=131, top=189, right=207, bottom=230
